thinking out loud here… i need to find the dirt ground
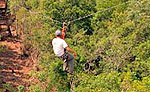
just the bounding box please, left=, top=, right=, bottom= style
left=0, top=32, right=37, bottom=91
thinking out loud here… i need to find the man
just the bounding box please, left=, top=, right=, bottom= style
left=52, top=23, right=77, bottom=74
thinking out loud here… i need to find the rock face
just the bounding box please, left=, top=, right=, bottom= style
left=0, top=1, right=37, bottom=91
left=0, top=0, right=12, bottom=37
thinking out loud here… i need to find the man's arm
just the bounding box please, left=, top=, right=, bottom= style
left=65, top=46, right=77, bottom=57
left=61, top=23, right=66, bottom=40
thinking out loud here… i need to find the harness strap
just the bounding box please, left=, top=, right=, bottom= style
left=59, top=52, right=69, bottom=61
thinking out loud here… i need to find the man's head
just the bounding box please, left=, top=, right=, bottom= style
left=55, top=30, right=61, bottom=36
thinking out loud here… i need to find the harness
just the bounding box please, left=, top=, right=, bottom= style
left=59, top=51, right=69, bottom=61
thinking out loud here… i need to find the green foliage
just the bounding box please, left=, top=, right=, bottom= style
left=18, top=85, right=25, bottom=92
left=74, top=71, right=120, bottom=92
left=3, top=83, right=17, bottom=92
left=25, top=0, right=40, bottom=9
left=29, top=85, right=42, bottom=92
left=9, top=0, right=150, bottom=91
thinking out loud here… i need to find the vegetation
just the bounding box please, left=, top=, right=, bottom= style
left=7, top=0, right=150, bottom=91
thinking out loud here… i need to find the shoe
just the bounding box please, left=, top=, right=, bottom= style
left=70, top=72, right=74, bottom=75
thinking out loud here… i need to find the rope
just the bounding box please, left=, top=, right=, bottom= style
left=28, top=0, right=140, bottom=25
left=67, top=0, right=138, bottom=24
left=42, top=16, right=63, bottom=25
left=29, top=11, right=63, bottom=25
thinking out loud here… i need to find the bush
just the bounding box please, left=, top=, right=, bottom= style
left=9, top=0, right=150, bottom=91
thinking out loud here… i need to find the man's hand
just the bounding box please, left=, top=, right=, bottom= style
left=66, top=47, right=77, bottom=57
left=63, top=22, right=66, bottom=27
left=73, top=52, right=77, bottom=57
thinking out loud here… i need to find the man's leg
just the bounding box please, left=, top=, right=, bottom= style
left=63, top=60, right=68, bottom=71
left=67, top=54, right=74, bottom=74
left=69, top=59, right=74, bottom=74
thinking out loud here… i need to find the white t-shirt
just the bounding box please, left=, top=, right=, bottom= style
left=52, top=37, right=68, bottom=56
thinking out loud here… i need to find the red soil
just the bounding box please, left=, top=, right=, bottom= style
left=0, top=35, right=35, bottom=91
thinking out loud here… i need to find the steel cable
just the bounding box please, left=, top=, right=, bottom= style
left=67, top=0, right=138, bottom=24
left=28, top=0, right=140, bottom=25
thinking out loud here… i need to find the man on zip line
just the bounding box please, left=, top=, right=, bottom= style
left=52, top=22, right=77, bottom=75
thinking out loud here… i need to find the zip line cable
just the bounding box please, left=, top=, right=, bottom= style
left=50, top=0, right=139, bottom=25
left=28, top=0, right=141, bottom=26
left=68, top=0, right=134, bottom=24
left=29, top=11, right=64, bottom=25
